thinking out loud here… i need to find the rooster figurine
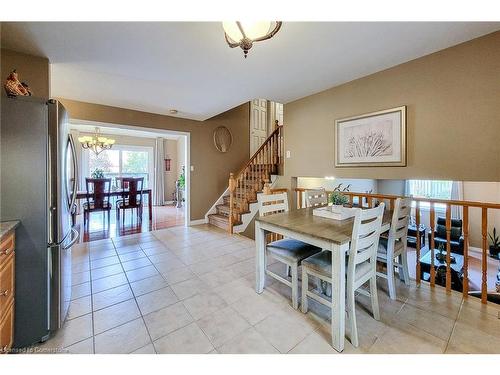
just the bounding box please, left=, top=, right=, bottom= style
left=4, top=70, right=32, bottom=97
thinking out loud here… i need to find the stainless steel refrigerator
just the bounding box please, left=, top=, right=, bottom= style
left=1, top=95, right=79, bottom=348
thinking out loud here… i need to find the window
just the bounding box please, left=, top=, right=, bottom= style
left=83, top=145, right=154, bottom=188
left=406, top=180, right=453, bottom=209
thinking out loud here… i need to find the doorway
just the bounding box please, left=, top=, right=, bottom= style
left=69, top=121, right=190, bottom=242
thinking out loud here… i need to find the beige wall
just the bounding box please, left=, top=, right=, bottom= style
left=1, top=48, right=50, bottom=98
left=60, top=99, right=250, bottom=221
left=282, top=31, right=500, bottom=183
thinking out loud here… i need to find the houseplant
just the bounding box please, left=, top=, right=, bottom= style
left=489, top=227, right=500, bottom=259
left=91, top=168, right=105, bottom=179
left=328, top=191, right=349, bottom=210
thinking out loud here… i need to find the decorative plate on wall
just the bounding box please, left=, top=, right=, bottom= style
left=213, top=126, right=232, bottom=153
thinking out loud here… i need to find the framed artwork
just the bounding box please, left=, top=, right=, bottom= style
left=334, top=106, right=407, bottom=167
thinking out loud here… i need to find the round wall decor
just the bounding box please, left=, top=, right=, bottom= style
left=213, top=126, right=232, bottom=153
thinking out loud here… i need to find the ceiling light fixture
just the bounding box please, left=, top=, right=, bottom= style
left=78, top=127, right=115, bottom=156
left=223, top=21, right=282, bottom=58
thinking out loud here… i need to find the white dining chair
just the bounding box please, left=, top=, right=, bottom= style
left=376, top=198, right=411, bottom=300
left=257, top=191, right=322, bottom=309
left=305, top=189, right=328, bottom=207
left=301, top=203, right=385, bottom=347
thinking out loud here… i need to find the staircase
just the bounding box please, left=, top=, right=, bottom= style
left=208, top=124, right=283, bottom=233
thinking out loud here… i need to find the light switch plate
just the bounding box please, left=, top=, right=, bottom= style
left=286, top=150, right=291, bottom=158
left=190, top=165, right=194, bottom=171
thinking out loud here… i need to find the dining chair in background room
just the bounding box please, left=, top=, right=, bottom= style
left=257, top=191, right=322, bottom=309
left=376, top=197, right=411, bottom=300
left=83, top=178, right=112, bottom=227
left=301, top=203, right=386, bottom=347
left=305, top=188, right=328, bottom=207
left=116, top=177, right=144, bottom=224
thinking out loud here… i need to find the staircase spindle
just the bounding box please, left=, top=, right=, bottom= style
left=481, top=207, right=488, bottom=303
left=445, top=205, right=452, bottom=293
left=228, top=173, right=236, bottom=234
left=430, top=203, right=436, bottom=287
left=415, top=201, right=421, bottom=285
left=462, top=206, right=469, bottom=298
left=367, top=196, right=373, bottom=208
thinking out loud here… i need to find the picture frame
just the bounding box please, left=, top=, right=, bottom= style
left=334, top=106, right=407, bottom=167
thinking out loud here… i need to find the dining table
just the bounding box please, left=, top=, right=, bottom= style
left=76, top=188, right=153, bottom=220
left=255, top=206, right=392, bottom=352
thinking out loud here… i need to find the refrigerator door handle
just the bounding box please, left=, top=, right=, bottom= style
left=68, top=135, right=78, bottom=212
left=62, top=228, right=79, bottom=250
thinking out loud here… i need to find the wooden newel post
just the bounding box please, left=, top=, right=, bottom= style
left=228, top=173, right=236, bottom=234
left=263, top=182, right=271, bottom=195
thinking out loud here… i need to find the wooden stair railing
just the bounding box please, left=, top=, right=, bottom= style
left=225, top=122, right=284, bottom=234
left=294, top=188, right=500, bottom=304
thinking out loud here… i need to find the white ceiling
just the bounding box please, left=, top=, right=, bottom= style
left=2, top=22, right=498, bottom=121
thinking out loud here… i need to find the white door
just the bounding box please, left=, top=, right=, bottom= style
left=250, top=99, right=268, bottom=156
left=267, top=101, right=284, bottom=136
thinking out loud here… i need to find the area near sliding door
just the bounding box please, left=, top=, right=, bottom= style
left=80, top=144, right=154, bottom=190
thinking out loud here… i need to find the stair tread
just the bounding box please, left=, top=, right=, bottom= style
left=208, top=213, right=242, bottom=226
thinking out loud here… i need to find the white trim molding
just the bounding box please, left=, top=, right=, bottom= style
left=189, top=218, right=207, bottom=226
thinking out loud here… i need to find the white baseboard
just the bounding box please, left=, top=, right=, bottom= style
left=189, top=218, right=207, bottom=226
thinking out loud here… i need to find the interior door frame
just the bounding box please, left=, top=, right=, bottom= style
left=69, top=119, right=192, bottom=227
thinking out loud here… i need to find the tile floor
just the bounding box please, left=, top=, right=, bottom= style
left=36, top=224, right=500, bottom=354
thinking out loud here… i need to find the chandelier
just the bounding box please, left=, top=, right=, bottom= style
left=222, top=21, right=282, bottom=58
left=78, top=127, right=115, bottom=155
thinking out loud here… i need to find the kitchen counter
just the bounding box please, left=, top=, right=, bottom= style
left=0, top=220, right=20, bottom=241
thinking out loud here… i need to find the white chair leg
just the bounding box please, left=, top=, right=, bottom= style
left=401, top=251, right=410, bottom=285
left=291, top=264, right=299, bottom=310
left=370, top=275, right=380, bottom=321
left=301, top=267, right=309, bottom=313
left=386, top=257, right=397, bottom=300
left=347, top=288, right=358, bottom=347
left=286, top=265, right=292, bottom=277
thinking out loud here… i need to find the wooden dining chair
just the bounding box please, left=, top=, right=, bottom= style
left=376, top=198, right=411, bottom=300
left=301, top=203, right=385, bottom=347
left=83, top=178, right=112, bottom=227
left=116, top=177, right=144, bottom=224
left=257, top=191, right=322, bottom=309
left=305, top=189, right=328, bottom=207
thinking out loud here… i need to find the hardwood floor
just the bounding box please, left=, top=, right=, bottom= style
left=76, top=204, right=185, bottom=243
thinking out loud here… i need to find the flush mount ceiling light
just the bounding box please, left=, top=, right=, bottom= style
left=78, top=127, right=115, bottom=156
left=223, top=21, right=282, bottom=58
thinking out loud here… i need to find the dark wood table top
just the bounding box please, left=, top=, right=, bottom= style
left=76, top=188, right=151, bottom=199
left=256, top=207, right=393, bottom=245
